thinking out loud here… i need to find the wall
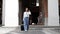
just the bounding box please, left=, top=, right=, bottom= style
left=2, top=0, right=19, bottom=27
left=48, top=0, right=59, bottom=26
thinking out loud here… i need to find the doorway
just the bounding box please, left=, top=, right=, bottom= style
left=21, top=0, right=40, bottom=25
left=19, top=0, right=48, bottom=25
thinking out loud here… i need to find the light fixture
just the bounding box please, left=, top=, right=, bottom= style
left=36, top=0, right=39, bottom=6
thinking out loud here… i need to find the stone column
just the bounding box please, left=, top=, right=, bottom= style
left=2, top=0, right=19, bottom=27
left=48, top=0, right=59, bottom=26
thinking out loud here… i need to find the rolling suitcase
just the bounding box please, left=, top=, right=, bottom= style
left=21, top=24, right=24, bottom=31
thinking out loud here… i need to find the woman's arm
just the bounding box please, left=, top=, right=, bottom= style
left=29, top=10, right=31, bottom=15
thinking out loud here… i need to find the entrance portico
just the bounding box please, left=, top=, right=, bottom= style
left=2, top=0, right=59, bottom=27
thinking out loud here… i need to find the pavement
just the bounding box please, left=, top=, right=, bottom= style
left=0, top=25, right=60, bottom=34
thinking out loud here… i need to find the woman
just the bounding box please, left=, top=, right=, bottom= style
left=38, top=12, right=43, bottom=24
left=23, top=8, right=31, bottom=31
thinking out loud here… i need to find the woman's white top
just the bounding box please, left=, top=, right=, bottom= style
left=23, top=11, right=31, bottom=19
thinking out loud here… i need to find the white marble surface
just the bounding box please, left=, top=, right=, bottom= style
left=0, top=26, right=60, bottom=34
left=0, top=27, right=16, bottom=34
left=48, top=0, right=59, bottom=26
left=2, top=0, right=19, bottom=27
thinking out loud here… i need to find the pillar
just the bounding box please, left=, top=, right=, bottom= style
left=2, top=0, right=19, bottom=27
left=48, top=0, right=59, bottom=26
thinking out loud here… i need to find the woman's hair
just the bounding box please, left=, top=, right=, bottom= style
left=25, top=7, right=29, bottom=11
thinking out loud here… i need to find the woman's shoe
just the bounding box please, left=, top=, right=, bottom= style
left=25, top=30, right=27, bottom=31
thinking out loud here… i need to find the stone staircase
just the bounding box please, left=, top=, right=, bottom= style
left=19, top=25, right=60, bottom=30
